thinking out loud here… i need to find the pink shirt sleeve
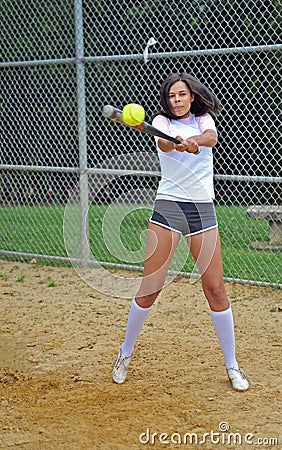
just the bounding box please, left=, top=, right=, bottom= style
left=152, top=115, right=171, bottom=144
left=195, top=114, right=217, bottom=133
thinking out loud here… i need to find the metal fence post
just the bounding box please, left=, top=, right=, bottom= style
left=74, top=0, right=90, bottom=265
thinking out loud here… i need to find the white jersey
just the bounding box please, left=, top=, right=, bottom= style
left=152, top=113, right=217, bottom=202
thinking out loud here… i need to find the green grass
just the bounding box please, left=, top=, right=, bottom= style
left=0, top=204, right=66, bottom=256
left=0, top=203, right=281, bottom=285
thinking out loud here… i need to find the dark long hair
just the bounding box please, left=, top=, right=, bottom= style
left=157, top=73, right=222, bottom=119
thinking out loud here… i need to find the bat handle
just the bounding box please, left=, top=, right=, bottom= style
left=170, top=137, right=181, bottom=144
left=169, top=136, right=200, bottom=155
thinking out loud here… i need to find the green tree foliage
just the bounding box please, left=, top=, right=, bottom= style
left=1, top=0, right=75, bottom=62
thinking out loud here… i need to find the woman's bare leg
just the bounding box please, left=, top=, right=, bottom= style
left=188, top=227, right=229, bottom=311
left=136, top=222, right=181, bottom=307
left=119, top=223, right=180, bottom=356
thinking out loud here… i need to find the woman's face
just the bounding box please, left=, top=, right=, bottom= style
left=168, top=81, right=194, bottom=118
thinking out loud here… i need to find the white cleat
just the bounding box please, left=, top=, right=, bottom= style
left=227, top=367, right=249, bottom=391
left=112, top=349, right=132, bottom=384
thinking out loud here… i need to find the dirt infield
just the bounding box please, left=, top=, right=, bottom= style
left=0, top=260, right=281, bottom=449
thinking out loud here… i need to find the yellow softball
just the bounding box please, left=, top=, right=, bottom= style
left=122, top=103, right=145, bottom=126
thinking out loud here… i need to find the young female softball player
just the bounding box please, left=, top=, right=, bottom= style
left=112, top=73, right=249, bottom=391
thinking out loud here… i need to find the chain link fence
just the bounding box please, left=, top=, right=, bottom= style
left=0, top=0, right=281, bottom=290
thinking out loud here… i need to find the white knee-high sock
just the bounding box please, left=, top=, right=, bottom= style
left=210, top=306, right=238, bottom=369
left=121, top=298, right=151, bottom=357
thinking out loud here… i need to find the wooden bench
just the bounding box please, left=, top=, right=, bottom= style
left=247, top=205, right=282, bottom=250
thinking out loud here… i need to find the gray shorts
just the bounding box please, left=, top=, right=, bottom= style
left=149, top=199, right=218, bottom=237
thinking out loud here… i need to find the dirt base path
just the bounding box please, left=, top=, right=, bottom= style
left=0, top=260, right=281, bottom=449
